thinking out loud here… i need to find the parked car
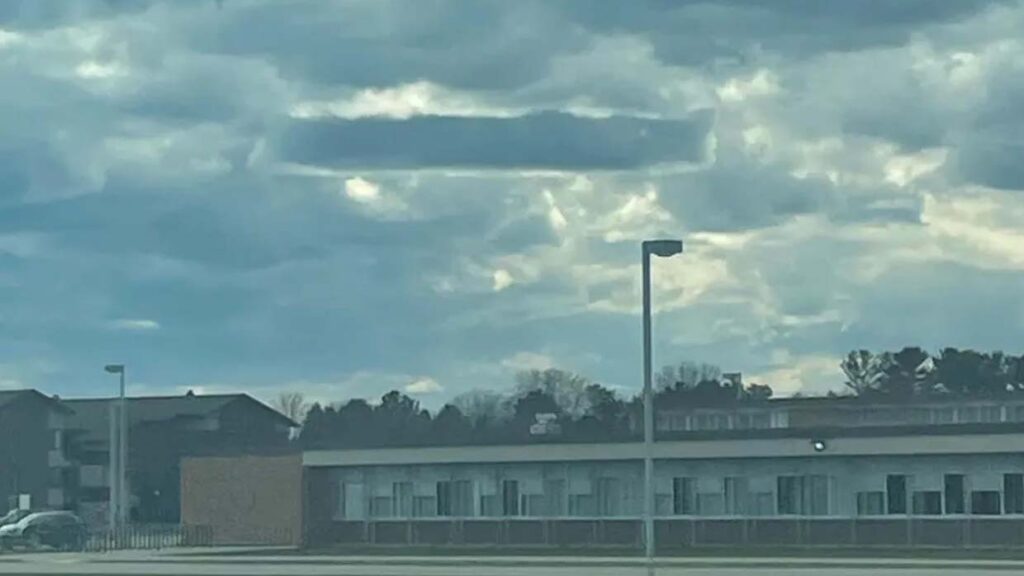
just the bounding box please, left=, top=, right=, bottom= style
left=0, top=509, right=30, bottom=529
left=0, top=511, right=85, bottom=551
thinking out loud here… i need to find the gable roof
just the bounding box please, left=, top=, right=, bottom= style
left=0, top=389, right=73, bottom=413
left=63, top=393, right=296, bottom=443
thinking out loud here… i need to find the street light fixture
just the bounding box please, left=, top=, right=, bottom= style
left=105, top=364, right=127, bottom=529
left=641, top=239, right=683, bottom=574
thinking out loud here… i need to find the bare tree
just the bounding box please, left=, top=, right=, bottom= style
left=656, top=361, right=722, bottom=390
left=514, top=368, right=592, bottom=418
left=451, top=389, right=511, bottom=425
left=275, top=392, right=309, bottom=424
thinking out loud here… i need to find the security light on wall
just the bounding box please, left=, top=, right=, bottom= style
left=811, top=439, right=828, bottom=452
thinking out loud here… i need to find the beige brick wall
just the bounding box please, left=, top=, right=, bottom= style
left=181, top=453, right=302, bottom=546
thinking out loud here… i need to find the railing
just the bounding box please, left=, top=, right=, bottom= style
left=314, top=517, right=1024, bottom=550
left=83, top=524, right=213, bottom=552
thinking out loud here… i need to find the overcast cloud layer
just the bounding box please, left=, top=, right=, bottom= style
left=1, top=0, right=1023, bottom=405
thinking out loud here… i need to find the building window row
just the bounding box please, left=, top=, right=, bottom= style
left=337, top=472, right=1024, bottom=520
left=855, top=473, right=1024, bottom=516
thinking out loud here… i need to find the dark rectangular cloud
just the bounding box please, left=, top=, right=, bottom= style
left=277, top=111, right=712, bottom=170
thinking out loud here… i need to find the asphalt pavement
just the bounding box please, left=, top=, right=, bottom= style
left=2, top=550, right=1024, bottom=575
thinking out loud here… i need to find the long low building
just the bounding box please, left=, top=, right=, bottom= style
left=300, top=418, right=1024, bottom=549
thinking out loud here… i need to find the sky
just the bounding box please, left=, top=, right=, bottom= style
left=1, top=0, right=1023, bottom=408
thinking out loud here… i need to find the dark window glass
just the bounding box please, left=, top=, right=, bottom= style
left=778, top=476, right=802, bottom=515
left=886, top=475, right=907, bottom=514
left=436, top=481, right=452, bottom=516
left=502, top=480, right=519, bottom=516
left=971, top=491, right=1001, bottom=515
left=912, top=491, right=942, bottom=515
left=672, top=477, right=695, bottom=515
left=856, top=491, right=884, bottom=515
left=945, top=474, right=965, bottom=514
left=1005, top=474, right=1024, bottom=514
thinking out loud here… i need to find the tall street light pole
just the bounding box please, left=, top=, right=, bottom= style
left=105, top=364, right=127, bottom=527
left=642, top=239, right=683, bottom=575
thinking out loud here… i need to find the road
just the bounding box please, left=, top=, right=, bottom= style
left=2, top=551, right=1024, bottom=575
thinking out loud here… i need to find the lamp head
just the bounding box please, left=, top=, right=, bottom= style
left=644, top=239, right=683, bottom=258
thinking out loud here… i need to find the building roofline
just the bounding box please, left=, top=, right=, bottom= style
left=657, top=394, right=1024, bottom=410
left=0, top=389, right=74, bottom=414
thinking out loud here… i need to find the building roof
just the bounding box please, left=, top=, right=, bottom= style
left=0, top=389, right=73, bottom=413
left=63, top=392, right=296, bottom=443
left=304, top=425, right=1024, bottom=467
left=658, top=393, right=1024, bottom=411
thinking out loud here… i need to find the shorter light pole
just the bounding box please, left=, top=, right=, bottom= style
left=105, top=364, right=127, bottom=527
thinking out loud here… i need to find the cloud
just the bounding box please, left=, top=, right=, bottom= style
left=1, top=0, right=1024, bottom=406
left=501, top=352, right=557, bottom=372
left=404, top=377, right=443, bottom=395
left=106, top=318, right=160, bottom=332
left=492, top=269, right=514, bottom=292
left=278, top=111, right=714, bottom=171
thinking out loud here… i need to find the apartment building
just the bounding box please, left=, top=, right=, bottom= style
left=0, top=390, right=74, bottom=512
left=301, top=397, right=1024, bottom=549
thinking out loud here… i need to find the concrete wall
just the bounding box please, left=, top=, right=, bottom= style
left=181, top=454, right=302, bottom=546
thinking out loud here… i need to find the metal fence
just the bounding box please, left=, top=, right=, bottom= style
left=83, top=524, right=213, bottom=552
left=316, top=518, right=1024, bottom=550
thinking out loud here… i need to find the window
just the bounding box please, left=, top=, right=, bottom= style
left=751, top=413, right=771, bottom=429
left=695, top=414, right=712, bottom=430
left=778, top=475, right=828, bottom=516
left=393, top=482, right=412, bottom=517
left=1005, top=474, right=1024, bottom=514
left=1014, top=405, right=1024, bottom=422
left=451, top=480, right=472, bottom=516
left=806, top=475, right=829, bottom=516
left=887, top=475, right=907, bottom=515
left=980, top=405, right=1002, bottom=423
left=907, top=408, right=931, bottom=424
left=436, top=481, right=452, bottom=516
left=502, top=480, right=520, bottom=516
left=724, top=477, right=748, bottom=516
left=697, top=492, right=724, bottom=516
left=734, top=413, right=751, bottom=430
left=543, top=479, right=566, bottom=517
left=339, top=482, right=366, bottom=520
left=413, top=496, right=436, bottom=517
left=480, top=495, right=499, bottom=517
left=971, top=491, right=1001, bottom=515
left=933, top=408, right=955, bottom=424
left=912, top=491, right=942, bottom=515
left=944, top=474, right=965, bottom=514
left=596, top=477, right=621, bottom=517
left=777, top=476, right=801, bottom=515
left=958, top=406, right=979, bottom=423
left=569, top=494, right=595, bottom=516
left=370, top=497, right=392, bottom=518
left=856, top=491, right=884, bottom=515
left=672, top=477, right=695, bottom=515
left=750, top=492, right=774, bottom=516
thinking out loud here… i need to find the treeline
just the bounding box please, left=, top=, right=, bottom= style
left=291, top=348, right=1024, bottom=449
left=297, top=364, right=774, bottom=449
left=842, top=347, right=1024, bottom=399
